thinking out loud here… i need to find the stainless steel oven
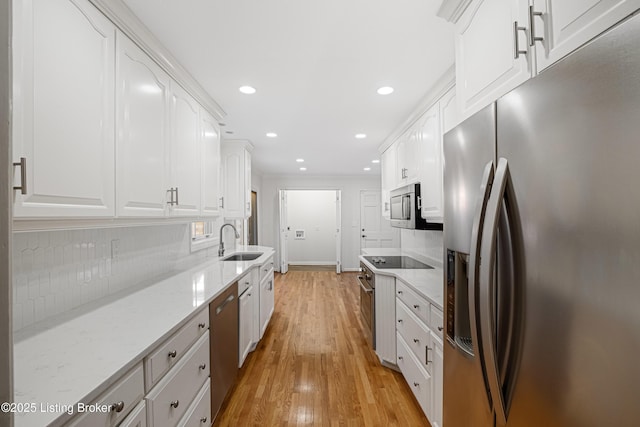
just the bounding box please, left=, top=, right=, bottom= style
left=358, top=261, right=375, bottom=349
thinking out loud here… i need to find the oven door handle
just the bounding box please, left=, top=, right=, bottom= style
left=357, top=276, right=373, bottom=294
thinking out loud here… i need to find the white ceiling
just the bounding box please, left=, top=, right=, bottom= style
left=122, top=0, right=454, bottom=176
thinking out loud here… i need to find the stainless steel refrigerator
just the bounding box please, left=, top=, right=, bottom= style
left=443, top=10, right=640, bottom=427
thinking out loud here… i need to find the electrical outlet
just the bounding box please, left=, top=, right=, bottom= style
left=111, top=239, right=120, bottom=259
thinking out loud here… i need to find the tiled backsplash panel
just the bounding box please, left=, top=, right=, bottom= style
left=12, top=224, right=214, bottom=332
left=400, top=229, right=443, bottom=266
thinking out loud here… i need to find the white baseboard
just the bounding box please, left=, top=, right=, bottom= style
left=289, top=261, right=336, bottom=266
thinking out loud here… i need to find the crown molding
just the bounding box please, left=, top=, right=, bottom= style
left=89, top=0, right=226, bottom=121
left=437, top=0, right=474, bottom=23
left=378, top=65, right=455, bottom=153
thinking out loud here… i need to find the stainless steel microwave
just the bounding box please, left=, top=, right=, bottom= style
left=389, top=183, right=442, bottom=230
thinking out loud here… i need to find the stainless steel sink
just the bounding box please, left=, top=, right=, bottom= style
left=221, top=252, right=263, bottom=261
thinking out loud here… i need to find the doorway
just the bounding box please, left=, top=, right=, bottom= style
left=279, top=189, right=342, bottom=274
left=248, top=191, right=258, bottom=245
left=360, top=190, right=399, bottom=251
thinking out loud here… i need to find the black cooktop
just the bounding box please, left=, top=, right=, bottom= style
left=363, top=256, right=433, bottom=269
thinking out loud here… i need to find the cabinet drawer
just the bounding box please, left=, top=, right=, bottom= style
left=237, top=271, right=253, bottom=296
left=118, top=400, right=146, bottom=427
left=396, top=299, right=431, bottom=374
left=68, top=363, right=144, bottom=427
left=145, top=308, right=209, bottom=389
left=177, top=380, right=211, bottom=427
left=259, top=255, right=274, bottom=281
left=396, top=281, right=429, bottom=325
left=430, top=305, right=444, bottom=340
left=396, top=333, right=431, bottom=417
left=146, top=333, right=210, bottom=427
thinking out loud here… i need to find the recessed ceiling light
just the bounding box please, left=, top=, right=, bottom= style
left=296, top=158, right=304, bottom=163
left=300, top=167, right=307, bottom=171
left=355, top=133, right=367, bottom=139
left=266, top=132, right=277, bottom=138
left=239, top=85, right=256, bottom=94
left=377, top=86, right=394, bottom=95
left=364, top=167, right=371, bottom=171
left=372, top=159, right=380, bottom=164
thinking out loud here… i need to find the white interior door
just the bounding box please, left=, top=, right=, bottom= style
left=278, top=190, right=289, bottom=274
left=336, top=190, right=342, bottom=273
left=360, top=190, right=399, bottom=250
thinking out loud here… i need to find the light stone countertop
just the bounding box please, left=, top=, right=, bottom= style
left=13, top=245, right=274, bottom=427
left=360, top=248, right=444, bottom=311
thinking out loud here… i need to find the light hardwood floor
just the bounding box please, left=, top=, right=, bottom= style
left=214, top=271, right=430, bottom=426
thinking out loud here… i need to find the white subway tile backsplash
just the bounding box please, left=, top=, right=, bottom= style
left=12, top=223, right=212, bottom=332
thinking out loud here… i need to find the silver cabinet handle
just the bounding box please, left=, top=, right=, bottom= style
left=426, top=346, right=432, bottom=364
left=215, top=294, right=235, bottom=315
left=168, top=350, right=177, bottom=358
left=198, top=322, right=206, bottom=329
left=528, top=6, right=544, bottom=46
left=268, top=280, right=273, bottom=291
left=167, top=188, right=177, bottom=205
left=174, top=187, right=179, bottom=205
left=170, top=400, right=179, bottom=409
left=199, top=363, right=207, bottom=370
left=220, top=196, right=224, bottom=208
left=13, top=157, right=27, bottom=195
left=513, top=21, right=528, bottom=59
left=110, top=401, right=124, bottom=413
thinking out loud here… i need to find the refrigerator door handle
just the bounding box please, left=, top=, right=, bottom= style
left=468, top=161, right=495, bottom=405
left=478, top=157, right=510, bottom=425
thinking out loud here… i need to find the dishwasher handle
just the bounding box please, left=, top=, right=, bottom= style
left=215, top=294, right=235, bottom=315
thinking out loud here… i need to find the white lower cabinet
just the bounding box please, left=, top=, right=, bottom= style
left=397, top=333, right=432, bottom=416
left=67, top=364, right=144, bottom=427
left=119, top=401, right=147, bottom=427
left=145, top=333, right=210, bottom=427
left=258, top=256, right=275, bottom=339
left=374, top=274, right=396, bottom=365
left=395, top=280, right=444, bottom=426
left=177, top=381, right=211, bottom=427
left=239, top=283, right=255, bottom=367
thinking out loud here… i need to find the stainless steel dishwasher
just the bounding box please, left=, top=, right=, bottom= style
left=209, top=282, right=239, bottom=421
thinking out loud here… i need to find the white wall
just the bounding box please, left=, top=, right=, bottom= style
left=286, top=190, right=337, bottom=264
left=400, top=229, right=444, bottom=267
left=260, top=174, right=381, bottom=271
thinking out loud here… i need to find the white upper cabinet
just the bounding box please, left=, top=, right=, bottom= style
left=222, top=141, right=252, bottom=219
left=417, top=104, right=443, bottom=222
left=455, top=0, right=531, bottom=120
left=439, top=86, right=460, bottom=135
left=170, top=83, right=202, bottom=217
left=396, top=130, right=419, bottom=186
left=200, top=109, right=222, bottom=216
left=532, top=0, right=640, bottom=71
left=12, top=0, right=116, bottom=218
left=115, top=32, right=171, bottom=218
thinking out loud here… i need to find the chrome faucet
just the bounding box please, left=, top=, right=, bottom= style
left=218, top=223, right=240, bottom=257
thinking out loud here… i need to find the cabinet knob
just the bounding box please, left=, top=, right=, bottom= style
left=170, top=400, right=180, bottom=409
left=199, top=363, right=207, bottom=370
left=398, top=319, right=403, bottom=323
left=198, top=322, right=206, bottom=329
left=413, top=382, right=420, bottom=387
left=438, top=326, right=444, bottom=331
left=168, top=350, right=177, bottom=358
left=248, top=293, right=252, bottom=297
left=397, top=290, right=403, bottom=295
left=413, top=304, right=420, bottom=309
left=110, top=401, right=124, bottom=413
left=200, top=417, right=208, bottom=423
left=413, top=338, right=420, bottom=343
left=398, top=356, right=404, bottom=361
